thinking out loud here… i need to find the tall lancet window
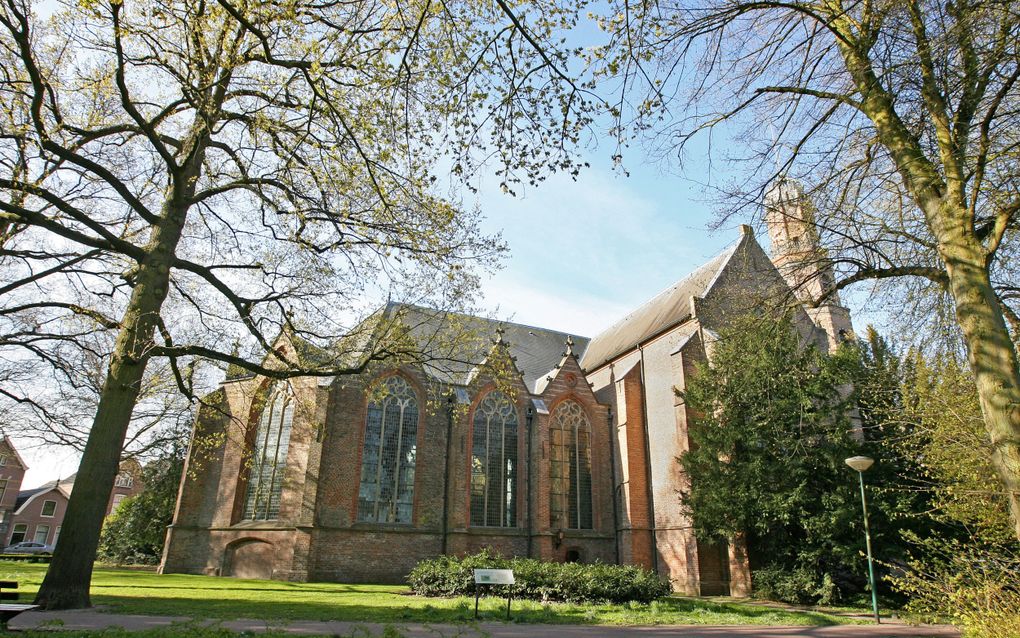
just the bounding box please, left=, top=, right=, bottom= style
left=242, top=383, right=294, bottom=520
left=357, top=375, right=419, bottom=524
left=549, top=400, right=593, bottom=529
left=470, top=391, right=519, bottom=527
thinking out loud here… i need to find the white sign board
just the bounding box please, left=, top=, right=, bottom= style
left=473, top=569, right=515, bottom=585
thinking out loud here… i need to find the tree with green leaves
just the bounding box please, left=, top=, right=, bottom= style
left=679, top=315, right=928, bottom=602
left=0, top=0, right=595, bottom=608
left=599, top=0, right=1020, bottom=538
left=891, top=349, right=1018, bottom=637
left=680, top=314, right=861, bottom=590
left=98, top=444, right=186, bottom=565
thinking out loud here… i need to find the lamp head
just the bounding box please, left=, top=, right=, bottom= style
left=845, top=455, right=875, bottom=472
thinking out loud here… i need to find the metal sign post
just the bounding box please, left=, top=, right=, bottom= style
left=473, top=569, right=515, bottom=620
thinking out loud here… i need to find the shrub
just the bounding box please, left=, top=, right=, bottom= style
left=752, top=566, right=840, bottom=605
left=893, top=539, right=1020, bottom=638
left=407, top=550, right=670, bottom=604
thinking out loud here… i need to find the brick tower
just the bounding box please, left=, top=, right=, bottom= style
left=764, top=179, right=854, bottom=351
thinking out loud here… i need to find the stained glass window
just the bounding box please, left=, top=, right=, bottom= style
left=242, top=384, right=294, bottom=520
left=549, top=400, right=593, bottom=529
left=357, top=376, right=419, bottom=524
left=470, top=391, right=519, bottom=527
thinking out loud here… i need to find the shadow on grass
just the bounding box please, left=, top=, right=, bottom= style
left=0, top=562, right=845, bottom=628
left=86, top=593, right=842, bottom=627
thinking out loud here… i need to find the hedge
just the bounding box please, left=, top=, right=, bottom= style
left=407, top=549, right=671, bottom=603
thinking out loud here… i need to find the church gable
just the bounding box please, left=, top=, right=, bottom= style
left=580, top=237, right=742, bottom=373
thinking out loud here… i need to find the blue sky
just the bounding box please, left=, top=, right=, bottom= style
left=15, top=3, right=814, bottom=488
left=472, top=152, right=743, bottom=338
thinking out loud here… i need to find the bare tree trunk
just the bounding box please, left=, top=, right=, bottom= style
left=33, top=211, right=186, bottom=608
left=942, top=230, right=1020, bottom=539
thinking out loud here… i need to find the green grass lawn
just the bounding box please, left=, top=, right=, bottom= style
left=0, top=561, right=857, bottom=627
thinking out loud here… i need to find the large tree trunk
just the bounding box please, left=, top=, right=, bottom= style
left=836, top=35, right=1020, bottom=538
left=34, top=213, right=187, bottom=609
left=941, top=231, right=1020, bottom=540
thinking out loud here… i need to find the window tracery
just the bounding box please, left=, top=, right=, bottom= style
left=357, top=375, right=419, bottom=524
left=549, top=400, right=593, bottom=530
left=470, top=391, right=519, bottom=527
left=242, top=384, right=294, bottom=520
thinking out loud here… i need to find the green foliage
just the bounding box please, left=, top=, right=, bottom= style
left=407, top=549, right=671, bottom=603
left=98, top=447, right=185, bottom=565
left=1, top=561, right=852, bottom=627
left=881, top=348, right=1020, bottom=636
left=895, top=351, right=1014, bottom=541
left=678, top=314, right=862, bottom=586
left=751, top=566, right=838, bottom=606
left=894, top=537, right=1020, bottom=638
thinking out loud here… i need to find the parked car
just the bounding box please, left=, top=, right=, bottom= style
left=3, top=541, right=54, bottom=554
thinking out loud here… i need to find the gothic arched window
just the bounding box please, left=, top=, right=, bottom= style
left=549, top=400, right=593, bottom=529
left=470, top=391, right=519, bottom=527
left=242, top=384, right=294, bottom=520
left=357, top=375, right=419, bottom=524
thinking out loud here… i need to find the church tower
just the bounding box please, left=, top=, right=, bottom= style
left=764, top=179, right=854, bottom=351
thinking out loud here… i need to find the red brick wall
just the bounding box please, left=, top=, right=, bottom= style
left=620, top=366, right=654, bottom=569
left=0, top=439, right=26, bottom=543
left=165, top=349, right=618, bottom=583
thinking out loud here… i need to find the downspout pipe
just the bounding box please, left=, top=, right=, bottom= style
left=638, top=346, right=660, bottom=575
left=441, top=394, right=454, bottom=555
left=526, top=406, right=534, bottom=558
left=608, top=406, right=620, bottom=565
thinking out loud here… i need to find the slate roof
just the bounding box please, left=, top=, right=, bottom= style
left=14, top=479, right=70, bottom=513
left=14, top=486, right=49, bottom=511
left=232, top=303, right=590, bottom=395
left=580, top=236, right=744, bottom=372
left=388, top=304, right=589, bottom=394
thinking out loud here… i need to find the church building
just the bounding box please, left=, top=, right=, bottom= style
left=160, top=182, right=854, bottom=596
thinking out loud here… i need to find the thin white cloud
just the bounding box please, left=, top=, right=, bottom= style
left=475, top=166, right=739, bottom=336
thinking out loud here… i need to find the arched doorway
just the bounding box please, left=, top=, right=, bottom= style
left=223, top=538, right=275, bottom=580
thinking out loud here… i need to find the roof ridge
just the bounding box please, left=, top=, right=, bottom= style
left=395, top=302, right=591, bottom=341
left=590, top=237, right=741, bottom=340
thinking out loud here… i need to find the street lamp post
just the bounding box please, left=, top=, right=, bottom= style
left=845, top=455, right=880, bottom=624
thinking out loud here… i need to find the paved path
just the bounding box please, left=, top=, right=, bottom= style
left=9, top=609, right=960, bottom=637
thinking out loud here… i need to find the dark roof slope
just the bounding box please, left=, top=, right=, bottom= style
left=14, top=486, right=48, bottom=511
left=580, top=235, right=745, bottom=371
left=391, top=304, right=589, bottom=393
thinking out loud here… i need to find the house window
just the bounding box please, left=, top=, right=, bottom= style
left=54, top=526, right=61, bottom=544
left=114, top=473, right=134, bottom=488
left=470, top=391, right=519, bottom=527
left=0, top=479, right=7, bottom=502
left=10, top=524, right=26, bottom=544
left=33, top=524, right=49, bottom=544
left=549, top=400, right=593, bottom=530
left=241, top=383, right=294, bottom=520
left=111, top=494, right=126, bottom=511
left=357, top=376, right=418, bottom=524
left=0, top=454, right=7, bottom=466
left=41, top=500, right=57, bottom=517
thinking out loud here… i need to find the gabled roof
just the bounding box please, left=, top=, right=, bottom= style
left=391, top=305, right=589, bottom=394
left=0, top=437, right=28, bottom=470
left=14, top=483, right=69, bottom=515
left=580, top=231, right=748, bottom=371
left=246, top=303, right=590, bottom=395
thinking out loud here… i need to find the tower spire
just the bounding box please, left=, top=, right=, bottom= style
left=764, top=178, right=854, bottom=351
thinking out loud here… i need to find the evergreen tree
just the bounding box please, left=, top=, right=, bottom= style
left=679, top=315, right=862, bottom=590
left=679, top=316, right=933, bottom=603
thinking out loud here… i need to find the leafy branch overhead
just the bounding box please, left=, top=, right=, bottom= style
left=598, top=0, right=1020, bottom=540
left=0, top=0, right=599, bottom=608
